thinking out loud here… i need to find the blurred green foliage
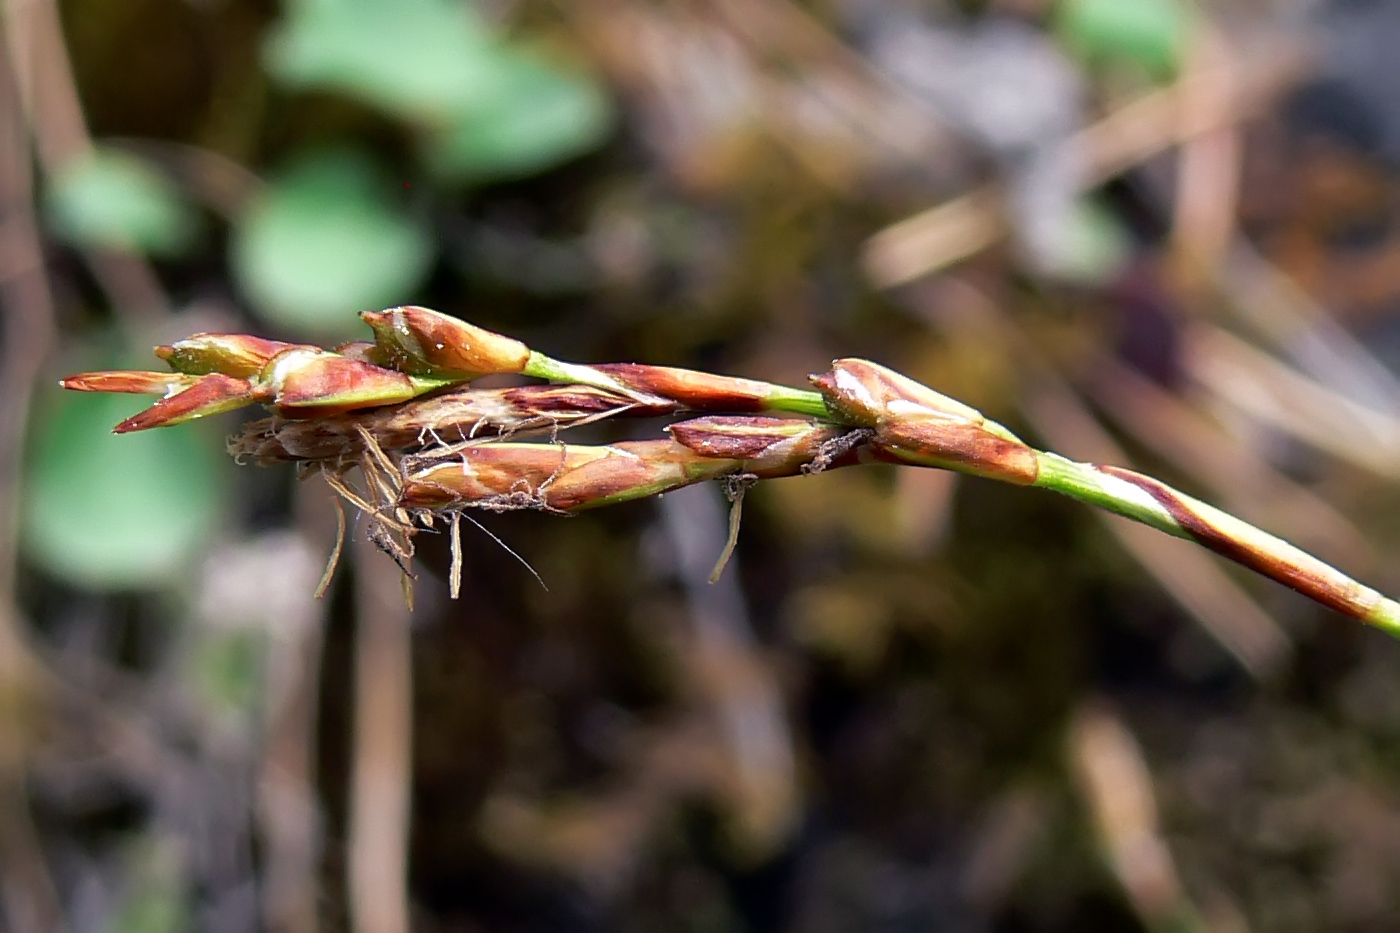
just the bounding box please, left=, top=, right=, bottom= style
left=1056, top=196, right=1132, bottom=284
left=110, top=840, right=189, bottom=933
left=264, top=0, right=612, bottom=180
left=1055, top=0, right=1188, bottom=79
left=264, top=0, right=508, bottom=118
left=22, top=389, right=227, bottom=589
left=45, top=147, right=201, bottom=257
left=230, top=149, right=433, bottom=338
left=422, top=50, right=612, bottom=182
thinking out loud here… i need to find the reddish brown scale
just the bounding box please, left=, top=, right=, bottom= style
left=333, top=341, right=382, bottom=365
left=876, top=419, right=1041, bottom=485
left=398, top=445, right=602, bottom=511
left=270, top=353, right=418, bottom=411
left=810, top=362, right=982, bottom=427
left=503, top=384, right=677, bottom=419
left=1095, top=465, right=1367, bottom=618
left=114, top=374, right=256, bottom=433
left=669, top=416, right=801, bottom=459
left=668, top=415, right=857, bottom=476
left=592, top=363, right=775, bottom=411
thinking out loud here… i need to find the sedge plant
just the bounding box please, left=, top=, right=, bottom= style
left=60, top=305, right=1400, bottom=636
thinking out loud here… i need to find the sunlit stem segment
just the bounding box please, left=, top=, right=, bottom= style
left=1033, top=452, right=1400, bottom=639
left=759, top=385, right=831, bottom=419
left=522, top=351, right=833, bottom=418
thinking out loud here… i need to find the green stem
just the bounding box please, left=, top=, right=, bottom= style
left=760, top=384, right=832, bottom=419
left=1034, top=452, right=1183, bottom=536
left=1033, top=451, right=1400, bottom=637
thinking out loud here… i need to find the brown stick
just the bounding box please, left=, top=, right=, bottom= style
left=347, top=529, right=414, bottom=933
left=0, top=13, right=66, bottom=933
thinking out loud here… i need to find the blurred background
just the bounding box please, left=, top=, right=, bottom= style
left=7, top=0, right=1400, bottom=930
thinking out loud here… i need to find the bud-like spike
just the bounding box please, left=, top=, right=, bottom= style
left=400, top=440, right=737, bottom=513
left=61, top=371, right=197, bottom=395
left=361, top=306, right=531, bottom=378
left=521, top=356, right=830, bottom=416
left=155, top=333, right=299, bottom=377
left=113, top=373, right=257, bottom=433
left=811, top=359, right=1039, bottom=484
left=811, top=359, right=986, bottom=427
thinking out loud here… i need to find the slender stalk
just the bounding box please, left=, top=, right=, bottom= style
left=1032, top=453, right=1400, bottom=637
left=348, top=531, right=412, bottom=933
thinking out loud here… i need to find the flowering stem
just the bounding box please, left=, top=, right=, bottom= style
left=59, top=307, right=1400, bottom=637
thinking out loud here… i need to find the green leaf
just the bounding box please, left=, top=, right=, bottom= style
left=263, top=0, right=614, bottom=181
left=263, top=0, right=507, bottom=118
left=229, top=150, right=433, bottom=338
left=44, top=147, right=200, bottom=257
left=425, top=49, right=614, bottom=182
left=22, top=389, right=226, bottom=590
left=1055, top=0, right=1187, bottom=80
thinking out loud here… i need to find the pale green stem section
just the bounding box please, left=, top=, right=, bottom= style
left=1034, top=453, right=1185, bottom=536
left=1034, top=452, right=1400, bottom=640
left=1367, top=598, right=1400, bottom=638
left=759, top=385, right=831, bottom=419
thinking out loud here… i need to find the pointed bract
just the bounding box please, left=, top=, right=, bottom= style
left=61, top=371, right=197, bottom=395
left=113, top=373, right=257, bottom=433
